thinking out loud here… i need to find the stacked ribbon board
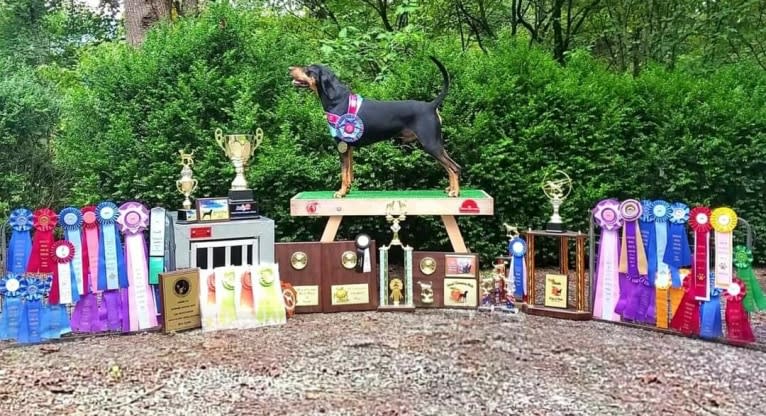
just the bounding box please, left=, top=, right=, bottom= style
left=0, top=203, right=162, bottom=344
left=592, top=199, right=766, bottom=344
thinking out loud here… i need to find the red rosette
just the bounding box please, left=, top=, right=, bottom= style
left=688, top=206, right=713, bottom=233
left=81, top=205, right=99, bottom=229
left=724, top=278, right=747, bottom=302
left=33, top=208, right=58, bottom=232
left=51, top=240, right=75, bottom=264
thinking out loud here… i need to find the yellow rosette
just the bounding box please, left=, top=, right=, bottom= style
left=711, top=207, right=737, bottom=288
left=655, top=270, right=672, bottom=329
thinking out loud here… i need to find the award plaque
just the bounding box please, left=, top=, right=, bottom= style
left=413, top=251, right=447, bottom=308
left=321, top=240, right=378, bottom=312
left=159, top=268, right=202, bottom=333
left=214, top=128, right=263, bottom=220
left=275, top=242, right=323, bottom=314
left=442, top=253, right=478, bottom=309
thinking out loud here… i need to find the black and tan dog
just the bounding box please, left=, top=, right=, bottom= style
left=289, top=57, right=461, bottom=198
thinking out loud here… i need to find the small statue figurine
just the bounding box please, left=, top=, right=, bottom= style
left=478, top=263, right=517, bottom=313
left=417, top=281, right=434, bottom=304
left=390, top=278, right=404, bottom=305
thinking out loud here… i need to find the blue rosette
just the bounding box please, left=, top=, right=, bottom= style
left=0, top=274, right=27, bottom=340
left=59, top=207, right=83, bottom=231
left=6, top=208, right=34, bottom=274
left=96, top=201, right=128, bottom=290
left=59, top=206, right=87, bottom=296
left=508, top=237, right=527, bottom=297
left=663, top=202, right=692, bottom=288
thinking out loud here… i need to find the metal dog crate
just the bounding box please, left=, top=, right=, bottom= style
left=173, top=216, right=275, bottom=269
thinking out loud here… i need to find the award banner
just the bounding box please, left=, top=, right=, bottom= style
left=214, top=267, right=239, bottom=330
left=669, top=277, right=700, bottom=336
left=733, top=245, right=766, bottom=313
left=49, top=240, right=81, bottom=305
left=592, top=199, right=623, bottom=321
left=17, top=277, right=49, bottom=344
left=148, top=207, right=166, bottom=285
left=711, top=207, right=736, bottom=289
left=252, top=264, right=288, bottom=327
left=6, top=208, right=33, bottom=275
left=26, top=208, right=58, bottom=274
left=96, top=202, right=127, bottom=291
left=508, top=237, right=527, bottom=298
left=688, top=206, right=712, bottom=300
left=118, top=201, right=158, bottom=331
left=699, top=275, right=723, bottom=340
left=616, top=199, right=651, bottom=322
left=639, top=200, right=657, bottom=322
left=0, top=275, right=26, bottom=340
left=724, top=278, right=755, bottom=344
left=669, top=269, right=689, bottom=319
left=199, top=270, right=218, bottom=330
left=81, top=206, right=101, bottom=293
left=652, top=200, right=672, bottom=285
left=654, top=271, right=671, bottom=329
left=662, top=203, right=692, bottom=289
left=59, top=207, right=89, bottom=296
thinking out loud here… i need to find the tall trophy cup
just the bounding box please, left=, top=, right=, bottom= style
left=215, top=127, right=264, bottom=220
left=378, top=201, right=416, bottom=312
left=542, top=170, right=572, bottom=232
left=176, top=150, right=199, bottom=222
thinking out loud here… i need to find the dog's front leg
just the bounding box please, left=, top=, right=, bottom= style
left=334, top=146, right=352, bottom=198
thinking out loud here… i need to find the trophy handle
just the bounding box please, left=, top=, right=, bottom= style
left=176, top=180, right=183, bottom=193
left=191, top=178, right=198, bottom=192
left=251, top=128, right=264, bottom=157
left=214, top=128, right=226, bottom=152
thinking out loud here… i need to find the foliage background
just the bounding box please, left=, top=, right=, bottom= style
left=2, top=1, right=766, bottom=266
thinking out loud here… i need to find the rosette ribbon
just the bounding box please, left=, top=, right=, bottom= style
left=118, top=201, right=158, bottom=331
left=734, top=245, right=766, bottom=312
left=26, top=208, right=58, bottom=274
left=654, top=270, right=672, bottom=329
left=0, top=275, right=27, bottom=340
left=59, top=207, right=89, bottom=295
left=652, top=200, right=672, bottom=285
left=669, top=276, right=701, bottom=335
left=239, top=270, right=255, bottom=317
left=253, top=264, right=287, bottom=326
left=699, top=274, right=723, bottom=340
left=216, top=267, right=238, bottom=328
left=711, top=207, right=737, bottom=290
left=81, top=205, right=101, bottom=293
left=17, top=277, right=50, bottom=344
left=592, top=199, right=623, bottom=321
left=639, top=200, right=658, bottom=286
left=616, top=199, right=651, bottom=322
left=662, top=203, right=692, bottom=289
left=724, top=278, right=755, bottom=344
left=96, top=202, right=128, bottom=290
left=508, top=236, right=527, bottom=298
left=688, top=206, right=713, bottom=300
left=49, top=240, right=81, bottom=305
left=6, top=208, right=33, bottom=274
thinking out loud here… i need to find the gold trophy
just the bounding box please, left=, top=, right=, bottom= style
left=378, top=200, right=415, bottom=312
left=541, top=170, right=572, bottom=233
left=176, top=150, right=198, bottom=222
left=214, top=127, right=264, bottom=220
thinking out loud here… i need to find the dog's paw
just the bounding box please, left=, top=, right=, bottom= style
left=448, top=190, right=460, bottom=198
left=445, top=186, right=451, bottom=194
left=333, top=190, right=347, bottom=198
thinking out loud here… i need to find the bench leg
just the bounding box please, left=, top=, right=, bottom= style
left=320, top=216, right=343, bottom=242
left=441, top=215, right=468, bottom=253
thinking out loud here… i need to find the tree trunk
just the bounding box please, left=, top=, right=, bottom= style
left=552, top=0, right=566, bottom=64
left=124, top=0, right=172, bottom=46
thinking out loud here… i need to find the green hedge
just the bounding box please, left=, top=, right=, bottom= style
left=54, top=6, right=766, bottom=265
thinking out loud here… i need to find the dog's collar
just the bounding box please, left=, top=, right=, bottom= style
left=326, top=94, right=364, bottom=143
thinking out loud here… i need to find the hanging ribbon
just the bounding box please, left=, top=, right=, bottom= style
left=662, top=203, right=692, bottom=289
left=592, top=198, right=623, bottom=322
left=669, top=269, right=689, bottom=319
left=117, top=201, right=158, bottom=331
left=616, top=199, right=650, bottom=321
left=638, top=200, right=657, bottom=323
left=102, top=289, right=124, bottom=332
left=148, top=207, right=166, bottom=285
left=508, top=236, right=527, bottom=298
left=710, top=207, right=737, bottom=290
left=655, top=270, right=672, bottom=329
left=669, top=276, right=700, bottom=335
left=652, top=200, right=672, bottom=283
left=49, top=240, right=81, bottom=305
left=96, top=202, right=128, bottom=290
left=0, top=275, right=26, bottom=340
left=724, top=278, right=756, bottom=344
left=700, top=274, right=723, bottom=340
left=17, top=277, right=49, bottom=344
left=216, top=268, right=238, bottom=328
left=239, top=270, right=255, bottom=317
left=26, top=208, right=58, bottom=274
left=253, top=264, right=286, bottom=326
left=6, top=208, right=34, bottom=275
left=734, top=245, right=766, bottom=312
left=688, top=206, right=712, bottom=301
left=81, top=205, right=101, bottom=293
left=59, top=207, right=89, bottom=296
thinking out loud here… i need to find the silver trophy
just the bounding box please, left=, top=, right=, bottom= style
left=541, top=170, right=572, bottom=233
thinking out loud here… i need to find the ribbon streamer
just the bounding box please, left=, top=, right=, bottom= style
left=26, top=208, right=58, bottom=274
left=699, top=274, right=723, bottom=340
left=733, top=245, right=766, bottom=312
left=118, top=201, right=159, bottom=331
left=239, top=270, right=255, bottom=318
left=253, top=264, right=287, bottom=326
left=652, top=200, right=672, bottom=282
left=662, top=203, right=692, bottom=288
left=508, top=236, right=527, bottom=298
left=638, top=200, right=657, bottom=322
left=59, top=207, right=89, bottom=295
left=654, top=271, right=672, bottom=329
left=592, top=199, right=623, bottom=321
left=689, top=206, right=712, bottom=300
left=216, top=268, right=238, bottom=328
left=6, top=208, right=34, bottom=274
left=49, top=240, right=81, bottom=305
left=668, top=276, right=700, bottom=335
left=616, top=199, right=650, bottom=322
left=81, top=206, right=101, bottom=293
left=711, top=207, right=737, bottom=289
left=17, top=277, right=49, bottom=344
left=724, top=278, right=756, bottom=344
left=0, top=275, right=26, bottom=340
left=96, top=202, right=128, bottom=290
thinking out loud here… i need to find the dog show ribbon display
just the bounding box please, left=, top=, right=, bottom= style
left=59, top=207, right=89, bottom=296
left=81, top=206, right=101, bottom=293
left=0, top=274, right=26, bottom=340
left=654, top=270, right=672, bottom=329
left=688, top=206, right=712, bottom=301
left=638, top=200, right=657, bottom=322
left=326, top=94, right=365, bottom=143
left=49, top=240, right=80, bottom=305
left=97, top=202, right=127, bottom=290
left=662, top=203, right=692, bottom=289
left=253, top=264, right=287, bottom=326
left=652, top=200, right=672, bottom=284
left=616, top=199, right=650, bottom=321
left=668, top=276, right=700, bottom=335
left=711, top=207, right=737, bottom=289
left=592, top=199, right=623, bottom=321
left=26, top=208, right=58, bottom=274
left=118, top=202, right=158, bottom=331
left=699, top=275, right=723, bottom=340
left=6, top=208, right=34, bottom=275
left=724, top=278, right=755, bottom=344
left=17, top=277, right=49, bottom=344
left=508, top=236, right=527, bottom=298
left=733, top=245, right=766, bottom=312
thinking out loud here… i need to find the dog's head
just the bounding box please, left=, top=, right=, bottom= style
left=289, top=64, right=348, bottom=104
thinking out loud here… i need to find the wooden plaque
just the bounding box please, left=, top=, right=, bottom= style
left=443, top=253, right=478, bottom=309
left=275, top=242, right=323, bottom=314
left=159, top=268, right=202, bottom=332
left=412, top=251, right=447, bottom=308
left=321, top=240, right=378, bottom=313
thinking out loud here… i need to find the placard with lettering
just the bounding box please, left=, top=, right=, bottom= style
left=159, top=269, right=201, bottom=332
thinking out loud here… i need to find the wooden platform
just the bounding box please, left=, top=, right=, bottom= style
left=290, top=189, right=494, bottom=253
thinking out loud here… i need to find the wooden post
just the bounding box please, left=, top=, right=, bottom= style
left=441, top=215, right=468, bottom=253
left=320, top=216, right=343, bottom=242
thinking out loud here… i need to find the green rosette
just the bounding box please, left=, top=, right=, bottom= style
left=733, top=245, right=766, bottom=312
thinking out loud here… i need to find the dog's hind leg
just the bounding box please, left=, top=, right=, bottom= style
left=334, top=146, right=353, bottom=198
left=441, top=150, right=461, bottom=197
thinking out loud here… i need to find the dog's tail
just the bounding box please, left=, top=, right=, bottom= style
left=429, top=56, right=450, bottom=109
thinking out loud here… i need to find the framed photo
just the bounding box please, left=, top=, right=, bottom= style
left=544, top=274, right=568, bottom=309
left=196, top=197, right=230, bottom=222
left=444, top=254, right=477, bottom=277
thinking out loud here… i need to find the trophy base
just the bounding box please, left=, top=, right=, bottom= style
left=177, top=209, right=198, bottom=223
left=377, top=304, right=416, bottom=312
left=229, top=189, right=254, bottom=201
left=546, top=222, right=565, bottom=233
left=228, top=200, right=260, bottom=220
left=479, top=304, right=519, bottom=314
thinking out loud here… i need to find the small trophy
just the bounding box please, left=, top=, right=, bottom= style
left=378, top=200, right=415, bottom=312
left=541, top=170, right=572, bottom=232
left=176, top=150, right=198, bottom=222
left=215, top=127, right=264, bottom=220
